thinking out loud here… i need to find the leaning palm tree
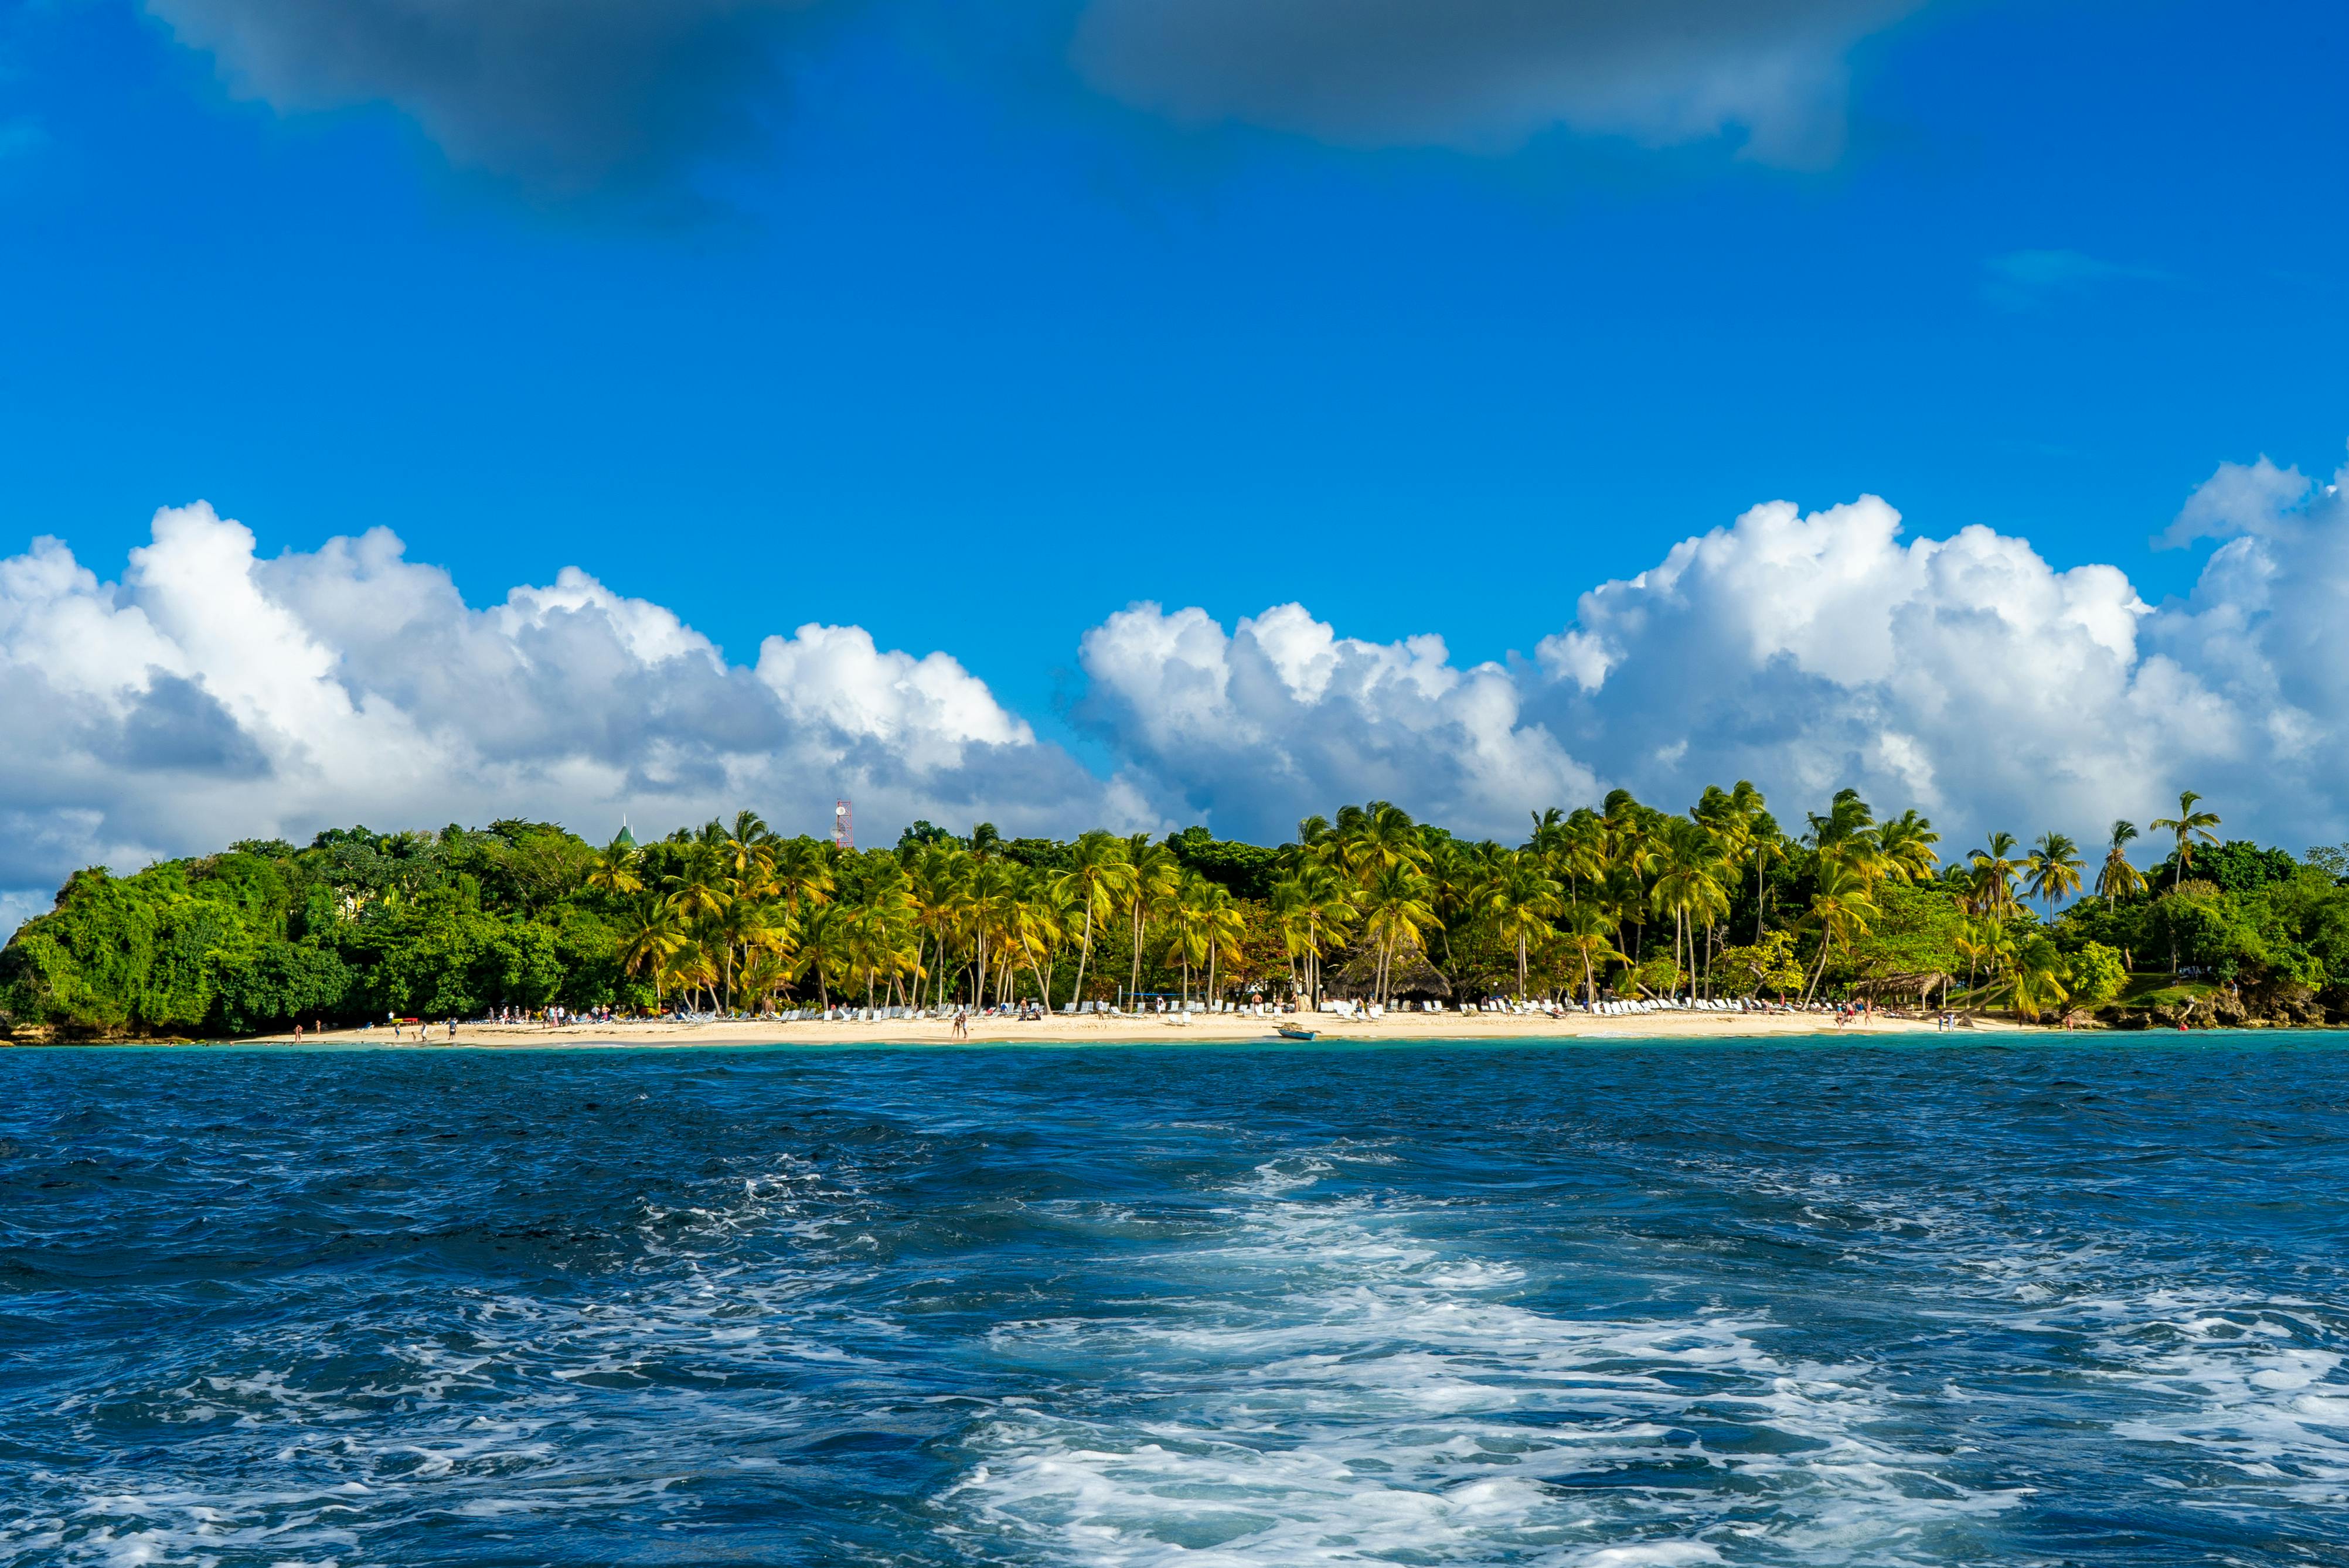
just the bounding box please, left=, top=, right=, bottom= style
left=2149, top=791, right=2222, bottom=891
left=1800, top=858, right=1878, bottom=1005
left=2096, top=821, right=2145, bottom=906
left=1268, top=874, right=1316, bottom=1006
left=2023, top=831, right=2084, bottom=909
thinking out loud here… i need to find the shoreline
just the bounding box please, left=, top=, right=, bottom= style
left=215, top=1010, right=2031, bottom=1049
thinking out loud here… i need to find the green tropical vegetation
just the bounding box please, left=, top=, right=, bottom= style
left=6, top=785, right=2349, bottom=1039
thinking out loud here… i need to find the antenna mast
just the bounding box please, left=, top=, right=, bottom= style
left=833, top=798, right=854, bottom=852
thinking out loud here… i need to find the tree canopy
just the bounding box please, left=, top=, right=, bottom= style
left=6, top=788, right=2345, bottom=1039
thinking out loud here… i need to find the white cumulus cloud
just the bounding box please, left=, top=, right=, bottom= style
left=1078, top=601, right=1596, bottom=838
left=9, top=446, right=2349, bottom=939
left=1078, top=450, right=2349, bottom=855
left=0, top=502, right=1125, bottom=916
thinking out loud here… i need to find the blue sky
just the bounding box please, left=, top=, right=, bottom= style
left=1, top=0, right=2347, bottom=903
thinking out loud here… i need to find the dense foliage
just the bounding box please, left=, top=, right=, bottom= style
left=5, top=786, right=2347, bottom=1038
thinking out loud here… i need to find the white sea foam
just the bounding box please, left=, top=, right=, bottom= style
left=1707, top=1158, right=2349, bottom=1513
left=1, top=1147, right=886, bottom=1568
left=942, top=1182, right=2020, bottom=1565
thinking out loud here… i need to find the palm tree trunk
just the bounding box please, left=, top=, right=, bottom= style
left=1803, top=934, right=1834, bottom=1005
left=1071, top=897, right=1095, bottom=1010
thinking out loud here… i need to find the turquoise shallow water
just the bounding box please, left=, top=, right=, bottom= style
left=4, top=1035, right=2347, bottom=1566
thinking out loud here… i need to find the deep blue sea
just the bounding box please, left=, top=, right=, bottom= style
left=5, top=1037, right=2347, bottom=1567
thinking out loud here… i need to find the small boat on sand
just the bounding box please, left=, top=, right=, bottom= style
left=1275, top=1024, right=1318, bottom=1041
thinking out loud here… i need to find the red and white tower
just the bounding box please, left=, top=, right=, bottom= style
left=832, top=798, right=854, bottom=851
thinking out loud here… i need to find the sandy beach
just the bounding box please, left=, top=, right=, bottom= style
left=254, top=1008, right=2026, bottom=1048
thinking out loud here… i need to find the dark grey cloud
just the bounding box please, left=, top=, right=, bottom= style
left=112, top=671, right=273, bottom=776
left=1070, top=0, right=1925, bottom=167
left=144, top=0, right=827, bottom=192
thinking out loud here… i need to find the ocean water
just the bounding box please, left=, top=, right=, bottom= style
left=4, top=1038, right=2346, bottom=1567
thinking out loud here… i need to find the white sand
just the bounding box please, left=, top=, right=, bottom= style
left=259, top=1008, right=2022, bottom=1048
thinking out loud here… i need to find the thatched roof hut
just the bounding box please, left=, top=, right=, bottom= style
left=1327, top=946, right=1455, bottom=1000
left=1846, top=971, right=1955, bottom=1008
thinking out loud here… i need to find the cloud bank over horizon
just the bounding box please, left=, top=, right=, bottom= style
left=5, top=449, right=2347, bottom=930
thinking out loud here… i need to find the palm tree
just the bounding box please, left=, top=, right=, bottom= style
left=715, top=892, right=791, bottom=1013
left=1981, top=933, right=2070, bottom=1022
left=584, top=832, right=643, bottom=898
left=1480, top=851, right=1564, bottom=1002
left=2148, top=790, right=2222, bottom=974
left=1053, top=831, right=1136, bottom=1011
left=1745, top=810, right=1788, bottom=942
left=722, top=811, right=775, bottom=889
left=1193, top=882, right=1247, bottom=1008
left=2149, top=791, right=2222, bottom=890
left=1006, top=872, right=1068, bottom=1008
left=1649, top=818, right=1727, bottom=1000
left=1875, top=809, right=1941, bottom=884
left=1557, top=905, right=1626, bottom=1005
left=2096, top=820, right=2145, bottom=906
left=738, top=951, right=793, bottom=1015
left=791, top=902, right=853, bottom=1011
left=1270, top=861, right=1357, bottom=1008
left=1162, top=874, right=1218, bottom=1004
left=1421, top=834, right=1488, bottom=981
left=964, top=857, right=1023, bottom=1007
left=1545, top=806, right=1609, bottom=908
left=1800, top=858, right=1878, bottom=1004
left=770, top=836, right=836, bottom=915
left=907, top=845, right=971, bottom=1009
left=617, top=895, right=684, bottom=1007
left=1806, top=788, right=1877, bottom=853
left=1336, top=800, right=1432, bottom=881
left=1122, top=835, right=1182, bottom=1003
left=1953, top=915, right=2000, bottom=1001
left=1965, top=832, right=2025, bottom=920
left=2023, top=831, right=2084, bottom=909
left=1359, top=861, right=1438, bottom=1005
left=663, top=851, right=731, bottom=926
